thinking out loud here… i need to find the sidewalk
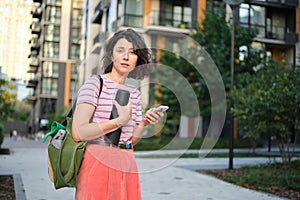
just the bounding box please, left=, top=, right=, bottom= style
left=0, top=137, right=288, bottom=200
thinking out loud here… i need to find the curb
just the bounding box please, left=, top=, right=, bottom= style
left=13, top=174, right=26, bottom=200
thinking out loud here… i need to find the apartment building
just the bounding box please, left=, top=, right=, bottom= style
left=28, top=0, right=83, bottom=133
left=238, top=0, right=299, bottom=67
left=0, top=0, right=32, bottom=81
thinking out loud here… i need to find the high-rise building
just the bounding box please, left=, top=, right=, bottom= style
left=28, top=0, right=83, bottom=133
left=0, top=0, right=32, bottom=81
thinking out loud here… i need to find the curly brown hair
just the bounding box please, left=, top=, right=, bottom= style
left=102, top=28, right=153, bottom=80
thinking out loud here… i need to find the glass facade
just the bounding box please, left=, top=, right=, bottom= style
left=71, top=0, right=83, bottom=59
left=44, top=24, right=60, bottom=42
left=43, top=41, right=59, bottom=58
left=42, top=62, right=59, bottom=95
left=239, top=2, right=294, bottom=41
left=149, top=0, right=192, bottom=28
left=45, top=6, right=61, bottom=24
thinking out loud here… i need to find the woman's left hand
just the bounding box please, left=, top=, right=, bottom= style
left=142, top=108, right=164, bottom=126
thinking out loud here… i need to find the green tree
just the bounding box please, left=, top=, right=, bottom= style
left=10, top=100, right=31, bottom=121
left=0, top=79, right=17, bottom=121
left=233, top=62, right=300, bottom=165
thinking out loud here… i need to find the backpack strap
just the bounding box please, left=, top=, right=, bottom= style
left=62, top=75, right=103, bottom=126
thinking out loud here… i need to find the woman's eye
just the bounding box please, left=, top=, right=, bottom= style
left=129, top=50, right=136, bottom=55
left=116, top=49, right=125, bottom=53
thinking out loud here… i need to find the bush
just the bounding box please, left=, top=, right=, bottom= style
left=0, top=123, right=4, bottom=148
left=135, top=136, right=261, bottom=151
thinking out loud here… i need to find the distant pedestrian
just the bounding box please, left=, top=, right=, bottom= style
left=12, top=129, right=17, bottom=141
left=19, top=128, right=25, bottom=141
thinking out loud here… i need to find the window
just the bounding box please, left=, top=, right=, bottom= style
left=42, top=78, right=58, bottom=96
left=71, top=27, right=81, bottom=43
left=72, top=8, right=82, bottom=27
left=239, top=4, right=265, bottom=38
left=43, top=62, right=59, bottom=78
left=44, top=41, right=59, bottom=58
left=70, top=44, right=80, bottom=59
left=40, top=98, right=57, bottom=117
left=159, top=0, right=192, bottom=28
left=47, top=0, right=62, bottom=6
left=73, top=0, right=83, bottom=9
left=117, top=0, right=143, bottom=27
left=44, top=24, right=60, bottom=42
left=45, top=6, right=61, bottom=23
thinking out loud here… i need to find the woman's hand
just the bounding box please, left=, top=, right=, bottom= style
left=113, top=100, right=132, bottom=126
left=141, top=108, right=164, bottom=126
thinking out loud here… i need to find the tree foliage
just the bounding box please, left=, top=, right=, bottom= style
left=9, top=100, right=32, bottom=122
left=0, top=79, right=17, bottom=121
left=233, top=62, right=300, bottom=165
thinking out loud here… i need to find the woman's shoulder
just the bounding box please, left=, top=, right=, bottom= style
left=124, top=83, right=141, bottom=97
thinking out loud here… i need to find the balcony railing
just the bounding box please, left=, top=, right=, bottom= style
left=267, top=0, right=298, bottom=6
left=266, top=25, right=285, bottom=40
left=31, top=6, right=42, bottom=18
left=31, top=22, right=41, bottom=34
left=27, top=79, right=38, bottom=88
left=30, top=38, right=41, bottom=50
left=117, top=14, right=143, bottom=28
left=148, top=10, right=191, bottom=29
left=249, top=23, right=298, bottom=44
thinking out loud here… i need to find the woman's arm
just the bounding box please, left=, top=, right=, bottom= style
left=71, top=101, right=131, bottom=142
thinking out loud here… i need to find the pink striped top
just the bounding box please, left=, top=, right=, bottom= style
left=76, top=74, right=143, bottom=144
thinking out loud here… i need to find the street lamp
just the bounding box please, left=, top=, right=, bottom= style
left=223, top=0, right=243, bottom=170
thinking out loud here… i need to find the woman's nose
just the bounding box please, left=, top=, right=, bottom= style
left=122, top=51, right=129, bottom=60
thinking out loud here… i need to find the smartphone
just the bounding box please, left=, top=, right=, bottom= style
left=152, top=105, right=169, bottom=112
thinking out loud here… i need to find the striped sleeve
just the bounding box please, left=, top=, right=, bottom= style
left=76, top=75, right=102, bottom=107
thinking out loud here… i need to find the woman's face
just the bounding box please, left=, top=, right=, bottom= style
left=111, top=38, right=138, bottom=76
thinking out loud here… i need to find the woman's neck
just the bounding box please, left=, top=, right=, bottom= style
left=105, top=72, right=126, bottom=84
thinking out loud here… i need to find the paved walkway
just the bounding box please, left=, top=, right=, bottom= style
left=0, top=137, right=289, bottom=200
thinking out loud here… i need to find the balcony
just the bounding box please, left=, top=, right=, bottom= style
left=30, top=38, right=40, bottom=50
left=27, top=65, right=38, bottom=73
left=27, top=79, right=38, bottom=89
left=91, top=0, right=111, bottom=24
left=116, top=14, right=143, bottom=28
left=31, top=6, right=42, bottom=19
left=30, top=21, right=41, bottom=35
left=245, top=0, right=298, bottom=8
left=148, top=10, right=192, bottom=29
left=285, top=32, right=298, bottom=44
left=268, top=0, right=298, bottom=6
left=144, top=10, right=191, bottom=36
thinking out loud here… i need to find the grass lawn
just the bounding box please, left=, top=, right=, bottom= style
left=198, top=160, right=300, bottom=200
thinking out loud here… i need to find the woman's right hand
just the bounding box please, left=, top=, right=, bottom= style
left=113, top=100, right=132, bottom=126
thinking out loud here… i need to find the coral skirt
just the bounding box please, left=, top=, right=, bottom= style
left=76, top=144, right=141, bottom=200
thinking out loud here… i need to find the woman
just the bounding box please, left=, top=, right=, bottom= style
left=72, top=28, right=164, bottom=200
